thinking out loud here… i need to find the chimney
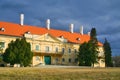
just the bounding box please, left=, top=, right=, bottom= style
left=20, top=14, right=24, bottom=26
left=70, top=24, right=74, bottom=33
left=80, top=26, right=83, bottom=35
left=88, top=32, right=90, bottom=36
left=46, top=19, right=50, bottom=30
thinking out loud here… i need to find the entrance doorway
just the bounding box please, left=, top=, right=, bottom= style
left=44, top=56, right=51, bottom=65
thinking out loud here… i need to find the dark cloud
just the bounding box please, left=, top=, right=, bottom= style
left=0, top=0, right=120, bottom=56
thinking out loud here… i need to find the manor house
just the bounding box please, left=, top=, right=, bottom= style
left=0, top=14, right=105, bottom=67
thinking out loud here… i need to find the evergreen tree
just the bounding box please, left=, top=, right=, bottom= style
left=78, top=42, right=92, bottom=66
left=103, top=38, right=113, bottom=67
left=78, top=28, right=99, bottom=66
left=3, top=38, right=33, bottom=67
left=88, top=28, right=99, bottom=66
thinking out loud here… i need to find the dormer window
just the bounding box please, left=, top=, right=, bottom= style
left=60, top=35, right=64, bottom=38
left=26, top=31, right=31, bottom=34
left=0, top=27, right=5, bottom=32
left=77, top=38, right=80, bottom=41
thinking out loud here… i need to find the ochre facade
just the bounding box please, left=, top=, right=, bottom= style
left=0, top=21, right=105, bottom=67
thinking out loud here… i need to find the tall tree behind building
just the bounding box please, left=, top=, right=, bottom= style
left=78, top=28, right=99, bottom=66
left=103, top=38, right=113, bottom=67
left=88, top=28, right=99, bottom=66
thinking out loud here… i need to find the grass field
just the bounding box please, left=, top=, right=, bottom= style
left=0, top=67, right=120, bottom=80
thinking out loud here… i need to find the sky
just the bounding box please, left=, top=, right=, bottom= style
left=0, top=0, right=120, bottom=56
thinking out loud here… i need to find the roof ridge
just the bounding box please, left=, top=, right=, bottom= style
left=0, top=21, right=87, bottom=35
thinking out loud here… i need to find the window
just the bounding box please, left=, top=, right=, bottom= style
left=0, top=42, right=5, bottom=48
left=62, top=58, right=65, bottom=62
left=77, top=38, right=80, bottom=41
left=26, top=31, right=31, bottom=34
left=56, top=58, right=58, bottom=62
left=36, top=56, right=40, bottom=61
left=55, top=47, right=58, bottom=53
left=69, top=58, right=71, bottom=63
left=62, top=48, right=65, bottom=54
left=0, top=27, right=5, bottom=32
left=68, top=48, right=71, bottom=53
left=45, top=46, right=49, bottom=52
left=75, top=58, right=78, bottom=63
left=74, top=49, right=77, bottom=53
left=35, top=45, right=40, bottom=51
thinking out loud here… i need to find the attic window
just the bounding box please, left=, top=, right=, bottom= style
left=0, top=27, right=5, bottom=32
left=26, top=31, right=31, bottom=34
left=77, top=38, right=80, bottom=41
left=60, top=36, right=64, bottom=38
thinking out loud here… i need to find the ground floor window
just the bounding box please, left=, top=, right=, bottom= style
left=56, top=58, right=58, bottom=62
left=75, top=58, right=78, bottom=63
left=36, top=56, right=40, bottom=61
left=69, top=58, right=71, bottom=63
left=62, top=58, right=65, bottom=62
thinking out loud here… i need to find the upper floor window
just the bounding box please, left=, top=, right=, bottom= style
left=45, top=46, right=49, bottom=52
left=62, top=48, right=65, bottom=54
left=74, top=49, right=77, bottom=53
left=55, top=47, right=58, bottom=53
left=68, top=48, right=71, bottom=53
left=35, top=45, right=40, bottom=51
left=0, top=42, right=5, bottom=48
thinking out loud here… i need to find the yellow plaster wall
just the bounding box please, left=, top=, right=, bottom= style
left=0, top=34, right=105, bottom=67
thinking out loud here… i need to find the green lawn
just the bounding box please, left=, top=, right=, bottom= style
left=0, top=67, right=120, bottom=80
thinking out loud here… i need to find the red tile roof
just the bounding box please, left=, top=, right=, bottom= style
left=0, top=21, right=103, bottom=46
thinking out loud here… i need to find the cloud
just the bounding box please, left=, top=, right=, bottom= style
left=0, top=0, right=28, bottom=10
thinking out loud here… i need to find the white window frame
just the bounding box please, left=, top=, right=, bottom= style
left=35, top=45, right=40, bottom=51
left=45, top=46, right=49, bottom=52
